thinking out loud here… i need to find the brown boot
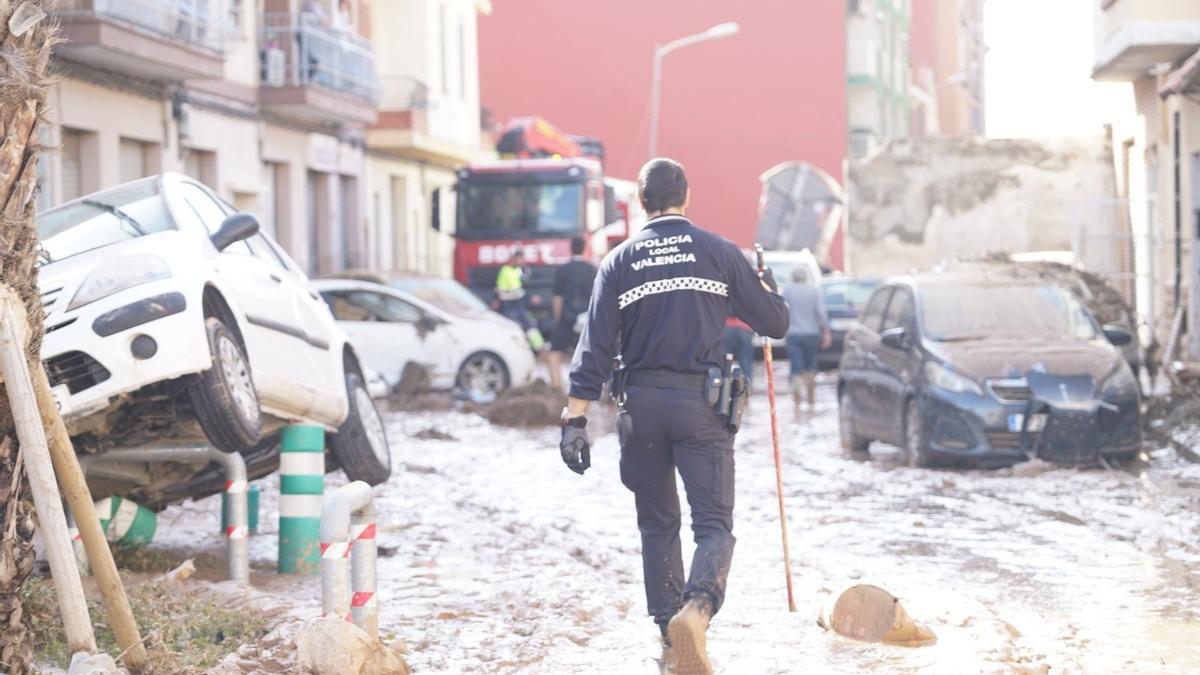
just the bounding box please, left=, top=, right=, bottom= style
left=805, top=373, right=817, bottom=409
left=667, top=597, right=714, bottom=675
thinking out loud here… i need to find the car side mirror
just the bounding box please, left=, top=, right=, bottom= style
left=417, top=315, right=439, bottom=333
left=1103, top=325, right=1133, bottom=347
left=211, top=213, right=259, bottom=251
left=880, top=327, right=908, bottom=350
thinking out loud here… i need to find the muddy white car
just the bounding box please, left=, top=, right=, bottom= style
left=37, top=174, right=391, bottom=503
left=312, top=276, right=534, bottom=399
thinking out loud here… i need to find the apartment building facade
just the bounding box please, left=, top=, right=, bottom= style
left=1093, top=0, right=1200, bottom=360
left=40, top=0, right=481, bottom=278
left=909, top=0, right=985, bottom=137
left=848, top=0, right=984, bottom=160
left=366, top=0, right=486, bottom=277
left=846, top=0, right=911, bottom=159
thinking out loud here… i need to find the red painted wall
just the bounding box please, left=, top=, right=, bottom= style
left=477, top=1, right=846, bottom=248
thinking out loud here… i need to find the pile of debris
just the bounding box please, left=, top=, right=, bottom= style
left=482, top=381, right=568, bottom=427
left=970, top=255, right=1154, bottom=372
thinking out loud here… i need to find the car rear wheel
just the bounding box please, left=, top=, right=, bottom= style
left=457, top=352, right=510, bottom=399
left=189, top=317, right=263, bottom=453
left=329, top=370, right=392, bottom=485
left=839, top=389, right=871, bottom=454
left=904, top=401, right=933, bottom=468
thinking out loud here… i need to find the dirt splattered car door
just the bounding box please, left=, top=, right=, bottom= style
left=842, top=286, right=893, bottom=439
left=875, top=288, right=917, bottom=445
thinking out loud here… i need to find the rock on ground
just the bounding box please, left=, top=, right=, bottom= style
left=295, top=616, right=409, bottom=675
left=66, top=652, right=126, bottom=675
left=819, top=584, right=937, bottom=647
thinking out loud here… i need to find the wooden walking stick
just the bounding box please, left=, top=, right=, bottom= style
left=755, top=245, right=797, bottom=612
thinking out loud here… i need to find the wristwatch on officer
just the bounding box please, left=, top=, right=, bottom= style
left=559, top=407, right=587, bottom=428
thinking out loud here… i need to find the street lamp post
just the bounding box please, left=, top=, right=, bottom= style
left=648, top=22, right=740, bottom=158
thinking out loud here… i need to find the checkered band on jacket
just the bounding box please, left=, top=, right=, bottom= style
left=617, top=276, right=730, bottom=309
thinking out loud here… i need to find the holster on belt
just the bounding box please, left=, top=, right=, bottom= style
left=610, top=355, right=629, bottom=406
left=725, top=362, right=749, bottom=434
left=713, top=354, right=749, bottom=435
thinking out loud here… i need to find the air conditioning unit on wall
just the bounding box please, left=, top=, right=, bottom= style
left=263, top=47, right=285, bottom=86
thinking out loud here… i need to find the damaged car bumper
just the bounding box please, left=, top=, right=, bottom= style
left=41, top=279, right=211, bottom=428
left=918, top=372, right=1141, bottom=467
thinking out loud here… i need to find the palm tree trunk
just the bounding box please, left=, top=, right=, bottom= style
left=0, top=2, right=58, bottom=672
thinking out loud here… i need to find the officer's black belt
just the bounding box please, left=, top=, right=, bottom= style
left=626, top=369, right=710, bottom=392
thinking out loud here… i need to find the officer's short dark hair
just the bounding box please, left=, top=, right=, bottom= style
left=638, top=158, right=688, bottom=213
left=569, top=235, right=586, bottom=256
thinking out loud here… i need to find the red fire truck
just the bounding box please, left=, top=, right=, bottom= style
left=431, top=118, right=641, bottom=326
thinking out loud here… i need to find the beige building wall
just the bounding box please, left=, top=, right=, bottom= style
left=367, top=0, right=486, bottom=279
left=40, top=0, right=481, bottom=283
left=47, top=79, right=168, bottom=200
left=932, top=0, right=985, bottom=136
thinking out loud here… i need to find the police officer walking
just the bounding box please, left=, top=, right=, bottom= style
left=558, top=158, right=789, bottom=673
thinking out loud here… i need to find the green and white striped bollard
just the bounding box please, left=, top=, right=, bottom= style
left=95, top=496, right=156, bottom=547
left=278, top=424, right=324, bottom=574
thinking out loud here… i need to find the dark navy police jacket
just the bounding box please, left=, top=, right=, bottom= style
left=569, top=215, right=790, bottom=401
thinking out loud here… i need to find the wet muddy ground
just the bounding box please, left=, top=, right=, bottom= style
left=156, top=375, right=1200, bottom=673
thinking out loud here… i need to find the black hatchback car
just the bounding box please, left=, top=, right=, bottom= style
left=836, top=273, right=1142, bottom=468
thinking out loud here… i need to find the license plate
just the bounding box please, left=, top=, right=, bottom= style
left=50, top=384, right=72, bottom=416
left=1007, top=413, right=1047, bottom=433
left=829, top=317, right=854, bottom=331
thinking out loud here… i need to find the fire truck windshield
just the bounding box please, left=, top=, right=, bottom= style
left=458, top=179, right=583, bottom=238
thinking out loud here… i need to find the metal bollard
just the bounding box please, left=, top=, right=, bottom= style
left=320, top=481, right=378, bottom=638
left=279, top=424, right=325, bottom=574
left=82, top=445, right=250, bottom=585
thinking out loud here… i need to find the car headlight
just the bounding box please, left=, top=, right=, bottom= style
left=924, top=361, right=983, bottom=396
left=1100, top=363, right=1138, bottom=399
left=68, top=254, right=171, bottom=311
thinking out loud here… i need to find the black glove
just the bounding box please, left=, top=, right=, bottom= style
left=759, top=267, right=779, bottom=293
left=559, top=415, right=590, bottom=475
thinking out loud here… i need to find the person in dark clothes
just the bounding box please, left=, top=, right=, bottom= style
left=722, top=315, right=755, bottom=389
left=558, top=158, right=789, bottom=673
left=547, top=235, right=597, bottom=390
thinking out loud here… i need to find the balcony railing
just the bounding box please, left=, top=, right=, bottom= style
left=56, top=0, right=229, bottom=53
left=261, top=12, right=379, bottom=102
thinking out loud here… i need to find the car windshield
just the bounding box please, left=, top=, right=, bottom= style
left=822, top=280, right=876, bottom=308
left=921, top=284, right=1099, bottom=342
left=389, top=277, right=489, bottom=314
left=459, top=180, right=583, bottom=235
left=37, top=178, right=172, bottom=263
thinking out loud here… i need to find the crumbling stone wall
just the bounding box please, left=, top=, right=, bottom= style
left=846, top=136, right=1117, bottom=276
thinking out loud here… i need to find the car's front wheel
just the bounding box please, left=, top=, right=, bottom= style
left=904, top=401, right=934, bottom=468
left=329, top=369, right=392, bottom=485
left=189, top=317, right=263, bottom=453
left=839, top=388, right=871, bottom=455
left=457, top=352, right=510, bottom=399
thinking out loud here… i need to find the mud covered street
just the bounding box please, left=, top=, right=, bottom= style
left=154, top=377, right=1200, bottom=674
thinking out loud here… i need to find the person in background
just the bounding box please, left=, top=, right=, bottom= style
left=495, top=249, right=545, bottom=351
left=722, top=316, right=754, bottom=389
left=547, top=235, right=597, bottom=390
left=781, top=267, right=831, bottom=413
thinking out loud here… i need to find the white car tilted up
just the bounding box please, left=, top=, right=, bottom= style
left=36, top=174, right=392, bottom=503
left=311, top=277, right=535, bottom=399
